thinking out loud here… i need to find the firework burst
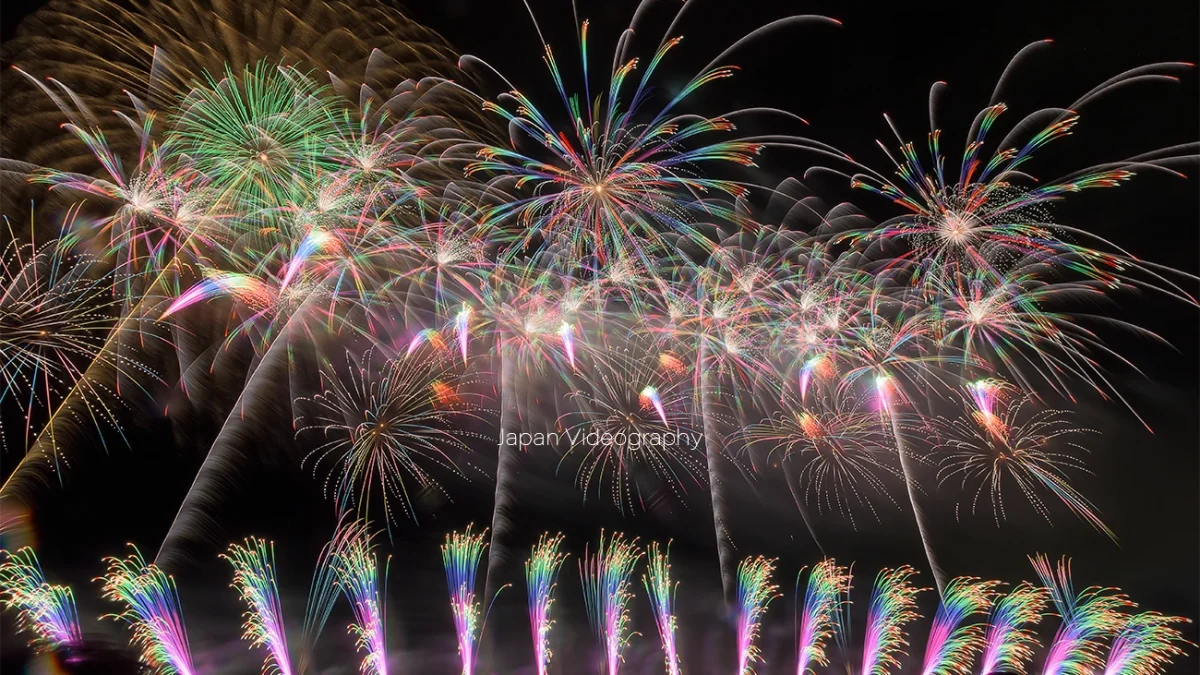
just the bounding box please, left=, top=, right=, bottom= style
left=580, top=531, right=643, bottom=675
left=222, top=538, right=294, bottom=675
left=0, top=547, right=82, bottom=652
left=934, top=384, right=1112, bottom=540
left=98, top=545, right=195, bottom=675
left=297, top=347, right=489, bottom=526
left=560, top=339, right=704, bottom=513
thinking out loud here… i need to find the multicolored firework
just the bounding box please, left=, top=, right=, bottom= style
left=736, top=556, right=781, bottom=675
left=920, top=577, right=1001, bottom=675
left=526, top=532, right=568, bottom=675
left=978, top=583, right=1049, bottom=675
left=580, top=531, right=643, bottom=675
left=331, top=523, right=389, bottom=675
left=560, top=340, right=704, bottom=513
left=297, top=348, right=488, bottom=526
left=643, top=541, right=682, bottom=675
left=98, top=545, right=195, bottom=675
left=795, top=559, right=851, bottom=675
left=442, top=525, right=489, bottom=675
left=1103, top=612, right=1194, bottom=675
left=861, top=566, right=924, bottom=675
left=0, top=213, right=144, bottom=457
left=0, top=547, right=82, bottom=651
left=1031, top=555, right=1131, bottom=675
left=934, top=389, right=1113, bottom=540
left=222, top=538, right=294, bottom=675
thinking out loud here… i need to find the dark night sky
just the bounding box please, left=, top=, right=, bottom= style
left=1, top=1, right=1198, bottom=674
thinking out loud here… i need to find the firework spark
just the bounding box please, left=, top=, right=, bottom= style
left=795, top=559, right=851, bottom=675
left=1031, top=555, right=1131, bottom=675
left=736, top=556, right=781, bottom=675
left=643, top=541, right=682, bottom=675
left=442, top=525, right=489, bottom=675
left=527, top=532, right=568, bottom=675
left=0, top=547, right=82, bottom=652
left=98, top=545, right=195, bottom=675
left=861, top=566, right=924, bottom=675
left=580, top=531, right=643, bottom=675
left=331, top=523, right=389, bottom=675
left=222, top=538, right=294, bottom=675
left=920, top=577, right=1000, bottom=675
left=979, top=583, right=1049, bottom=675
left=1103, top=612, right=1194, bottom=675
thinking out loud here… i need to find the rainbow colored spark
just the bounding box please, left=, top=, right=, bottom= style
left=979, top=583, right=1049, bottom=675
left=442, top=525, right=489, bottom=675
left=580, top=531, right=643, bottom=675
left=861, top=566, right=924, bottom=675
left=1032, top=555, right=1131, bottom=675
left=736, top=556, right=781, bottom=675
left=1103, top=612, right=1194, bottom=675
left=920, top=577, right=1000, bottom=675
left=796, top=559, right=851, bottom=675
left=643, top=541, right=682, bottom=675
left=98, top=545, right=195, bottom=675
left=222, top=538, right=294, bottom=675
left=332, top=527, right=389, bottom=675
left=639, top=386, right=670, bottom=427
left=0, top=547, right=82, bottom=652
left=526, top=532, right=568, bottom=675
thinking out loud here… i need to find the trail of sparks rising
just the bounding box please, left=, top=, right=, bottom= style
left=1031, top=555, right=1131, bottom=675
left=0, top=547, right=82, bottom=652
left=222, top=538, right=294, bottom=675
left=736, top=556, right=781, bottom=675
left=332, top=526, right=389, bottom=675
left=979, top=583, right=1049, bottom=675
left=861, top=566, right=924, bottom=675
left=920, top=577, right=1000, bottom=675
left=98, top=545, right=195, bottom=675
left=795, top=559, right=851, bottom=675
left=643, top=541, right=682, bottom=675
left=527, top=532, right=568, bottom=675
left=442, top=525, right=489, bottom=675
left=580, top=531, right=643, bottom=675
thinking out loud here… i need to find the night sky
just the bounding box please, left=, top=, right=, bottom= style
left=1, top=1, right=1197, bottom=673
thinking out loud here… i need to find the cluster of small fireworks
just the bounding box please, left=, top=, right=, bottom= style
left=580, top=531, right=643, bottom=675
left=442, top=524, right=489, bottom=675
left=222, top=538, right=294, bottom=675
left=98, top=546, right=195, bottom=675
left=0, top=532, right=1194, bottom=675
left=526, top=532, right=568, bottom=675
left=0, top=547, right=82, bottom=652
left=735, top=555, right=781, bottom=675
left=643, top=541, right=683, bottom=675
